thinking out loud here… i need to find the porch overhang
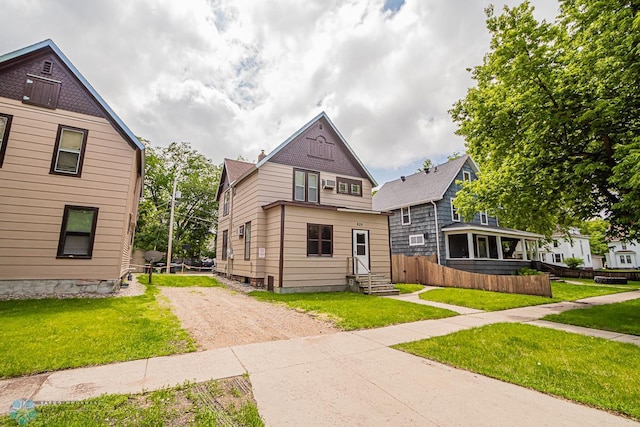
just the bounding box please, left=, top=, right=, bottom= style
left=441, top=222, right=543, bottom=239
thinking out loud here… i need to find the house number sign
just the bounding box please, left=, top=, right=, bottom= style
left=356, top=222, right=363, bottom=227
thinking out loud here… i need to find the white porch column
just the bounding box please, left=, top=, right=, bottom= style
left=521, top=238, right=528, bottom=260
left=497, top=236, right=504, bottom=260
left=467, top=232, right=475, bottom=259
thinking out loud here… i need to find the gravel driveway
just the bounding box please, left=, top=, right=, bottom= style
left=160, top=285, right=339, bottom=350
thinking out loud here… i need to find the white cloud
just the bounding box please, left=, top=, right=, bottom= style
left=0, top=0, right=560, bottom=178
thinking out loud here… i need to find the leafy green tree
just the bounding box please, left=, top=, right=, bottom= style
left=580, top=219, right=610, bottom=257
left=450, top=1, right=640, bottom=239
left=135, top=142, right=221, bottom=260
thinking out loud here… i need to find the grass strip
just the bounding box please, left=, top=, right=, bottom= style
left=394, top=323, right=640, bottom=420
left=543, top=298, right=640, bottom=336
left=418, top=282, right=634, bottom=311
left=0, top=378, right=264, bottom=426
left=137, top=274, right=224, bottom=287
left=0, top=286, right=195, bottom=378
left=249, top=291, right=456, bottom=330
left=394, top=283, right=425, bottom=294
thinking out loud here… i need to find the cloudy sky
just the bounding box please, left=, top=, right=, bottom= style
left=1, top=0, right=558, bottom=185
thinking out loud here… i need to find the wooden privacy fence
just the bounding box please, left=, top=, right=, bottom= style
left=392, top=255, right=552, bottom=297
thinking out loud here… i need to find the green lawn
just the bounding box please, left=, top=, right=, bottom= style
left=394, top=283, right=425, bottom=294
left=418, top=281, right=635, bottom=311
left=544, top=298, right=640, bottom=336
left=0, top=379, right=263, bottom=427
left=0, top=287, right=195, bottom=378
left=248, top=291, right=456, bottom=330
left=138, top=274, right=223, bottom=287
left=394, top=323, right=640, bottom=420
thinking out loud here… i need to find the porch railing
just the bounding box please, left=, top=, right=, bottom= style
left=346, top=257, right=372, bottom=294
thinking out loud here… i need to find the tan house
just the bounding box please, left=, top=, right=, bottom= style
left=215, top=112, right=391, bottom=293
left=0, top=40, right=144, bottom=296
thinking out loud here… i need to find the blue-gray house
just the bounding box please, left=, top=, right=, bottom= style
left=372, top=155, right=542, bottom=275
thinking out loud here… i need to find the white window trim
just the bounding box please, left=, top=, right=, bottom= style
left=463, top=171, right=471, bottom=182
left=480, top=211, right=488, bottom=225
left=451, top=198, right=460, bottom=222
left=401, top=206, right=411, bottom=225
left=409, top=234, right=425, bottom=246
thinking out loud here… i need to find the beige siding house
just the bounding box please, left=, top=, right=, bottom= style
left=0, top=40, right=144, bottom=296
left=216, top=112, right=391, bottom=293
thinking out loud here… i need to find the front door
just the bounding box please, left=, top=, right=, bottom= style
left=353, top=230, right=369, bottom=274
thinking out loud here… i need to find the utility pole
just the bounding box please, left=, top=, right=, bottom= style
left=166, top=173, right=179, bottom=274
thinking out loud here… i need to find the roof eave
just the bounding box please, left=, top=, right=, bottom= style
left=0, top=39, right=144, bottom=154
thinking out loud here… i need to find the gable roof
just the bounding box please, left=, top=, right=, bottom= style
left=256, top=111, right=377, bottom=186
left=372, top=154, right=477, bottom=211
left=0, top=39, right=144, bottom=154
left=215, top=158, right=255, bottom=200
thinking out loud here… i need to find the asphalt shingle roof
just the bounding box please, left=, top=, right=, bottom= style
left=372, top=155, right=471, bottom=211
left=224, top=158, right=254, bottom=182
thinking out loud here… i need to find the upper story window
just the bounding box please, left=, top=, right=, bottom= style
left=337, top=177, right=362, bottom=197
left=480, top=211, right=488, bottom=225
left=50, top=125, right=88, bottom=177
left=57, top=205, right=99, bottom=258
left=401, top=206, right=411, bottom=225
left=308, top=136, right=333, bottom=160
left=0, top=113, right=13, bottom=167
left=294, top=169, right=319, bottom=203
left=553, top=240, right=559, bottom=248
left=223, top=191, right=230, bottom=216
left=451, top=198, right=460, bottom=222
left=621, top=242, right=627, bottom=250
left=463, top=171, right=472, bottom=181
left=23, top=74, right=61, bottom=109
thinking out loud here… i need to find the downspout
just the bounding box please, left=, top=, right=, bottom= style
left=227, top=185, right=235, bottom=279
left=431, top=201, right=441, bottom=265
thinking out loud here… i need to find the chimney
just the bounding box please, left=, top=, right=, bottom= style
left=258, top=150, right=266, bottom=162
left=401, top=176, right=406, bottom=182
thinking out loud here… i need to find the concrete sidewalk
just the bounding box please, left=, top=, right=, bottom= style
left=1, top=290, right=639, bottom=425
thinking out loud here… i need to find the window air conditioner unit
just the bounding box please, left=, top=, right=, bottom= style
left=322, top=179, right=336, bottom=190
left=237, top=225, right=245, bottom=237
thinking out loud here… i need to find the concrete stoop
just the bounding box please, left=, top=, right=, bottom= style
left=347, top=274, right=399, bottom=296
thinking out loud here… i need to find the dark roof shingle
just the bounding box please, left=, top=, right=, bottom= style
left=372, top=155, right=471, bottom=211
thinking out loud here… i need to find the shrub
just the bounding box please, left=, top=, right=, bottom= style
left=518, top=267, right=541, bottom=276
left=564, top=257, right=584, bottom=269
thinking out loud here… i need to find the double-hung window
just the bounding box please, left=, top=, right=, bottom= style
left=451, top=198, right=460, bottom=222
left=244, top=222, right=251, bottom=260
left=307, top=224, right=332, bottom=256
left=57, top=205, right=99, bottom=258
left=401, top=207, right=411, bottom=225
left=221, top=230, right=229, bottom=260
left=480, top=211, right=488, bottom=225
left=294, top=169, right=319, bottom=203
left=223, top=191, right=230, bottom=216
left=0, top=113, right=13, bottom=167
left=50, top=125, right=88, bottom=177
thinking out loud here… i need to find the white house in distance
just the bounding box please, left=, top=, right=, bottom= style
left=605, top=240, right=639, bottom=269
left=539, top=228, right=593, bottom=268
